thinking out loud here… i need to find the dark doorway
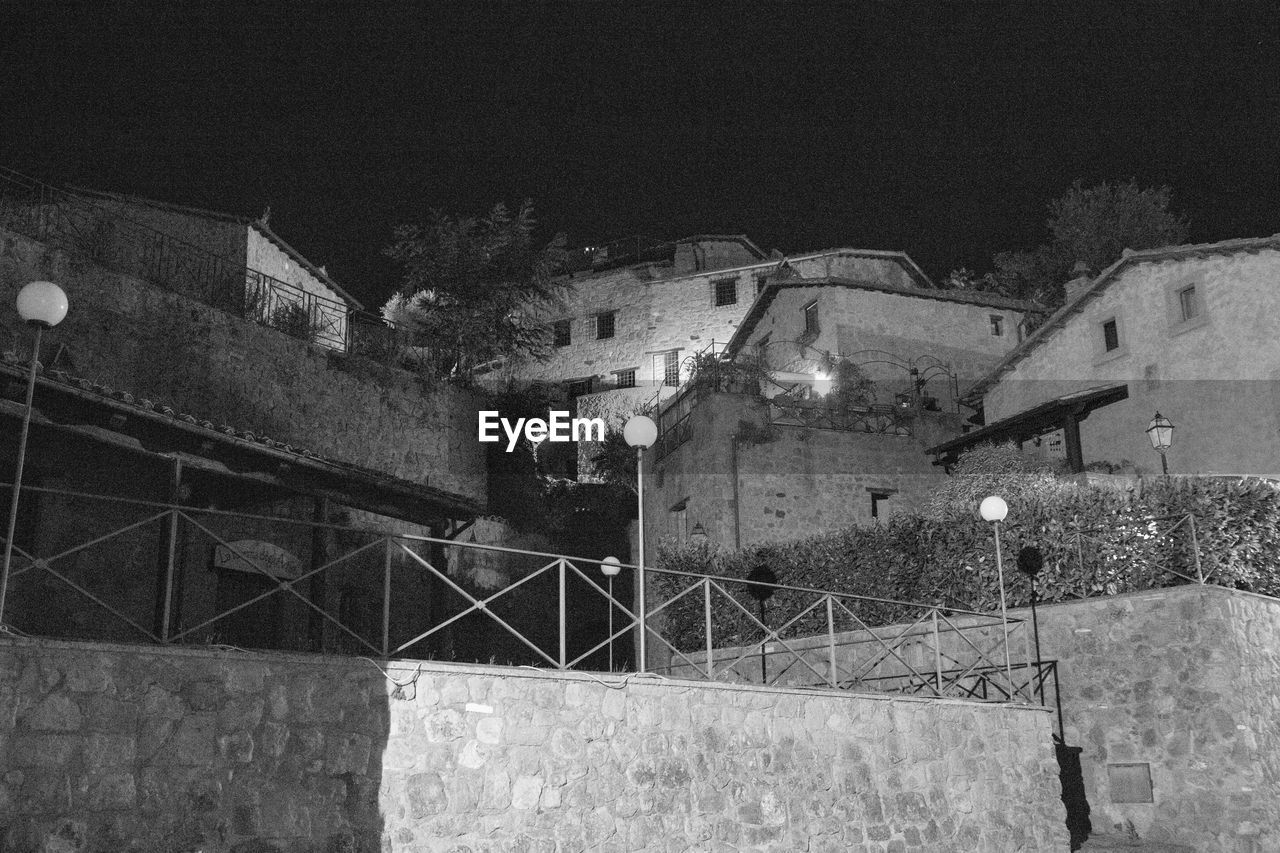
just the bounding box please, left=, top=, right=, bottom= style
left=214, top=568, right=283, bottom=650
left=1055, top=740, right=1092, bottom=851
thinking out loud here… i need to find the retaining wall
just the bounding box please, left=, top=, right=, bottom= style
left=0, top=637, right=1068, bottom=852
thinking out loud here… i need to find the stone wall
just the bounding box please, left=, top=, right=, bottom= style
left=981, top=248, right=1280, bottom=477
left=647, top=393, right=959, bottom=547
left=664, top=584, right=1280, bottom=852
left=0, top=227, right=485, bottom=503
left=0, top=636, right=1069, bottom=852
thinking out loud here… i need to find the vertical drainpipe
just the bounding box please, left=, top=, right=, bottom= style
left=731, top=436, right=742, bottom=550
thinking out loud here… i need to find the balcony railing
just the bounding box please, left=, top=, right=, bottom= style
left=0, top=166, right=351, bottom=351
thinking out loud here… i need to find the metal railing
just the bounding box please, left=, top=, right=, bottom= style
left=1065, top=512, right=1206, bottom=596
left=0, top=483, right=1037, bottom=706
left=0, top=166, right=351, bottom=351
left=766, top=398, right=911, bottom=435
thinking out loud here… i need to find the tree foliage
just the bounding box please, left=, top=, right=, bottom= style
left=382, top=201, right=567, bottom=378
left=946, top=180, right=1190, bottom=309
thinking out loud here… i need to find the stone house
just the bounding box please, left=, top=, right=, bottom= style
left=642, top=276, right=1040, bottom=548
left=49, top=187, right=362, bottom=351
left=932, top=235, right=1280, bottom=478
left=0, top=173, right=490, bottom=657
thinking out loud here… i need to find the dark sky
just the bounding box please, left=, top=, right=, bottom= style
left=6, top=2, right=1280, bottom=307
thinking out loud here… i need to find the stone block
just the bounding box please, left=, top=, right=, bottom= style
left=24, top=693, right=82, bottom=732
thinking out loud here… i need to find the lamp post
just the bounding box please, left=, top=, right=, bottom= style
left=600, top=556, right=621, bottom=671
left=0, top=281, right=69, bottom=627
left=979, top=495, right=1015, bottom=696
left=1017, top=545, right=1045, bottom=696
left=1146, top=412, right=1174, bottom=477
left=623, top=414, right=657, bottom=671
left=746, top=562, right=778, bottom=685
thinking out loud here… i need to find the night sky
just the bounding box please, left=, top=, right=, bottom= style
left=5, top=2, right=1280, bottom=308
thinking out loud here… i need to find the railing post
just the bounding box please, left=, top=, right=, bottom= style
left=826, top=595, right=838, bottom=689
left=382, top=537, right=393, bottom=657
left=704, top=578, right=714, bottom=679
left=1189, top=514, right=1204, bottom=584
left=558, top=559, right=568, bottom=669
left=931, top=608, right=943, bottom=697
left=159, top=506, right=179, bottom=643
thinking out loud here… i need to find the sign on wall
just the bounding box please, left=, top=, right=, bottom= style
left=213, top=540, right=303, bottom=580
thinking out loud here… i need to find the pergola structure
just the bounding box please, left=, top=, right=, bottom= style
left=926, top=384, right=1129, bottom=473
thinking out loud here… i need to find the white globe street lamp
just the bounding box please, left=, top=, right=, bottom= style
left=1, top=282, right=69, bottom=626
left=623, top=414, right=657, bottom=671
left=979, top=495, right=1016, bottom=697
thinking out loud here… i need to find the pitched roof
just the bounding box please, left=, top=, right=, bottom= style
left=65, top=187, right=364, bottom=310
left=0, top=353, right=482, bottom=522
left=723, top=275, right=1043, bottom=357
left=960, top=233, right=1280, bottom=405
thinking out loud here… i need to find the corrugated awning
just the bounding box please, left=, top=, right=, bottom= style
left=925, top=384, right=1129, bottom=472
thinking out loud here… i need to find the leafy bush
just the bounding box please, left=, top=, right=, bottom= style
left=652, top=474, right=1280, bottom=651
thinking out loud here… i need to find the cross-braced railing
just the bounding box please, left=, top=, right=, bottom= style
left=0, top=483, right=1038, bottom=707
left=648, top=569, right=1038, bottom=703
left=1065, top=512, right=1206, bottom=595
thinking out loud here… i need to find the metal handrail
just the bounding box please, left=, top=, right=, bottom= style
left=0, top=482, right=1035, bottom=705
left=0, top=166, right=352, bottom=351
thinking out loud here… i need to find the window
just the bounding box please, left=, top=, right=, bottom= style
left=595, top=312, right=616, bottom=340
left=713, top=278, right=738, bottom=307
left=870, top=491, right=893, bottom=520
left=669, top=499, right=689, bottom=541
left=1177, top=285, right=1199, bottom=321
left=1102, top=318, right=1119, bottom=352
left=553, top=319, right=571, bottom=347
left=989, top=315, right=1004, bottom=336
left=803, top=301, right=819, bottom=336
left=663, top=350, right=681, bottom=387
left=567, top=377, right=594, bottom=397
left=615, top=369, right=636, bottom=389
left=755, top=274, right=770, bottom=295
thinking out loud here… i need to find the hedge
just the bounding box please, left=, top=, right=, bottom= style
left=652, top=475, right=1280, bottom=651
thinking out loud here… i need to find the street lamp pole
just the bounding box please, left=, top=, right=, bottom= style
left=0, top=281, right=69, bottom=627
left=980, top=495, right=1015, bottom=697
left=623, top=415, right=657, bottom=672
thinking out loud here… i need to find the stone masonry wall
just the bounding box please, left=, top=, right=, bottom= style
left=0, top=228, right=485, bottom=503
left=665, top=584, right=1280, bottom=852
left=647, top=393, right=960, bottom=548
left=0, top=637, right=1069, bottom=852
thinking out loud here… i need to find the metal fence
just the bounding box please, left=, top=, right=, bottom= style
left=0, top=166, right=351, bottom=351
left=0, top=484, right=1040, bottom=707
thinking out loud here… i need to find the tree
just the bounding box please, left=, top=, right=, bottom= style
left=382, top=201, right=567, bottom=378
left=963, top=180, right=1190, bottom=309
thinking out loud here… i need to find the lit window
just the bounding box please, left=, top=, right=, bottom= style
left=553, top=319, right=571, bottom=347
left=595, top=311, right=616, bottom=340
left=663, top=350, right=681, bottom=387
left=615, top=369, right=636, bottom=389
left=989, top=315, right=1004, bottom=336
left=803, top=301, right=819, bottom=336
left=1102, top=318, right=1119, bottom=352
left=1178, top=285, right=1198, bottom=321
left=714, top=279, right=737, bottom=306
